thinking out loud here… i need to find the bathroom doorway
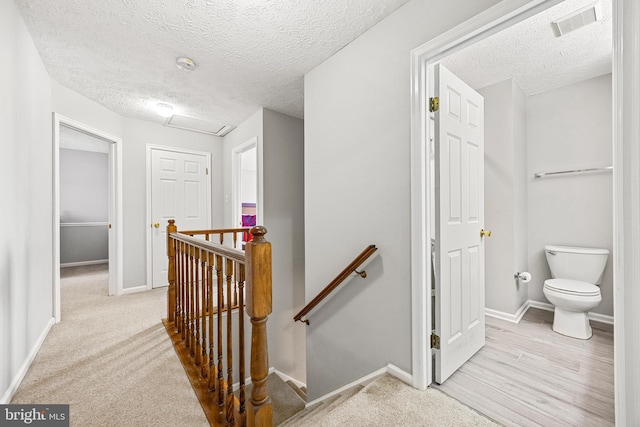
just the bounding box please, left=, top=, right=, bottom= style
left=413, top=0, right=615, bottom=423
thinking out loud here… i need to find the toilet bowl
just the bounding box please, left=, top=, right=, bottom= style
left=543, top=245, right=609, bottom=339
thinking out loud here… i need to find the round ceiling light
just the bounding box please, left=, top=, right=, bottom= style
left=156, top=103, right=174, bottom=117
left=176, top=57, right=196, bottom=71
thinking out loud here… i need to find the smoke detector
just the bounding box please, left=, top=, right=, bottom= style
left=551, top=2, right=602, bottom=37
left=176, top=57, right=196, bottom=71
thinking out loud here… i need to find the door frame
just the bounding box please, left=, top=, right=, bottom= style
left=411, top=0, right=639, bottom=421
left=145, top=144, right=212, bottom=290
left=53, top=113, right=124, bottom=321
left=231, top=136, right=263, bottom=230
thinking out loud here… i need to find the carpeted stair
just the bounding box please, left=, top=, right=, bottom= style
left=276, top=374, right=499, bottom=427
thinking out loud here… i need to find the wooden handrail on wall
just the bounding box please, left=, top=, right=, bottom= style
left=164, top=220, right=273, bottom=427
left=294, top=244, right=377, bottom=325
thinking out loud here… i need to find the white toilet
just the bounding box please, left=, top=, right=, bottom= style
left=543, top=245, right=609, bottom=339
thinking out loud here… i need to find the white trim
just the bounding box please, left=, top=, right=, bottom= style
left=305, top=364, right=411, bottom=408
left=613, top=0, right=640, bottom=423
left=484, top=301, right=529, bottom=324
left=231, top=137, right=261, bottom=230
left=53, top=114, right=123, bottom=321
left=409, top=0, right=562, bottom=392
left=145, top=144, right=212, bottom=290
left=61, top=259, right=109, bottom=268
left=0, top=318, right=55, bottom=404
left=120, top=285, right=149, bottom=295
left=272, top=369, right=306, bottom=390
left=60, top=222, right=109, bottom=228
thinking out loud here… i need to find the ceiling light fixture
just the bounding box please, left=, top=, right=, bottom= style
left=176, top=57, right=196, bottom=71
left=156, top=103, right=174, bottom=117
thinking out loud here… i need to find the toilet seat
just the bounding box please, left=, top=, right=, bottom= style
left=544, top=278, right=600, bottom=296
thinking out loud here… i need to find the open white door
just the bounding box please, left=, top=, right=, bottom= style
left=149, top=147, right=211, bottom=288
left=433, top=64, right=486, bottom=384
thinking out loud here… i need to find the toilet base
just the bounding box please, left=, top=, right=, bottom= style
left=552, top=307, right=592, bottom=340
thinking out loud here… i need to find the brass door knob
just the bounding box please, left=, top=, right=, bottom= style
left=153, top=223, right=160, bottom=228
left=480, top=228, right=492, bottom=238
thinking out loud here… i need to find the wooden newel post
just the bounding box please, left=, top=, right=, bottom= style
left=167, top=219, right=178, bottom=323
left=245, top=226, right=273, bottom=427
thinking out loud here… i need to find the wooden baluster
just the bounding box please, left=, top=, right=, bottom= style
left=184, top=244, right=193, bottom=348
left=238, top=262, right=247, bottom=427
left=216, top=254, right=225, bottom=407
left=226, top=258, right=235, bottom=426
left=200, top=249, right=207, bottom=371
left=246, top=226, right=273, bottom=427
left=191, top=245, right=198, bottom=355
left=194, top=247, right=202, bottom=366
left=219, top=232, right=224, bottom=245
left=205, top=252, right=215, bottom=382
left=176, top=241, right=183, bottom=334
left=188, top=245, right=195, bottom=352
left=167, top=220, right=178, bottom=323
left=233, top=232, right=238, bottom=249
left=181, top=242, right=188, bottom=340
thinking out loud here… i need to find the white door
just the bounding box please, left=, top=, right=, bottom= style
left=433, top=64, right=486, bottom=384
left=150, top=147, right=210, bottom=288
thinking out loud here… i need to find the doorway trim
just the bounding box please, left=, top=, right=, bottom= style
left=53, top=113, right=124, bottom=321
left=231, top=137, right=263, bottom=229
left=145, top=144, right=212, bottom=290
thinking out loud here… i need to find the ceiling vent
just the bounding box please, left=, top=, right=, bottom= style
left=164, top=115, right=235, bottom=137
left=551, top=2, right=602, bottom=37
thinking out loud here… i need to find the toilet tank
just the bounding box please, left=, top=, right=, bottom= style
left=544, top=245, right=609, bottom=285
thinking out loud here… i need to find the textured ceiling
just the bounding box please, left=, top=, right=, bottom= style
left=15, top=0, right=410, bottom=127
left=442, top=0, right=612, bottom=95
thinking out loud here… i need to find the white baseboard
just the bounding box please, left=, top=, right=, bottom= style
left=60, top=259, right=108, bottom=268
left=305, top=364, right=411, bottom=408
left=1, top=317, right=55, bottom=404
left=484, top=300, right=529, bottom=324
left=486, top=300, right=615, bottom=325
left=272, top=369, right=306, bottom=390
left=120, top=285, right=148, bottom=295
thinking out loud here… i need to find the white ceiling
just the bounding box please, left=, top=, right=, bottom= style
left=60, top=125, right=110, bottom=153
left=15, top=0, right=410, bottom=127
left=442, top=0, right=612, bottom=95
left=15, top=0, right=612, bottom=129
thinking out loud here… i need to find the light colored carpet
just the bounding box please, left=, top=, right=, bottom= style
left=11, top=264, right=209, bottom=426
left=293, top=374, right=500, bottom=427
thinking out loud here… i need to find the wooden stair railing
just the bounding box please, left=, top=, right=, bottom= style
left=163, top=220, right=273, bottom=427
left=293, top=244, right=377, bottom=325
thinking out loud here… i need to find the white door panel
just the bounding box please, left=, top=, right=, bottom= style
left=434, top=64, right=485, bottom=383
left=150, top=148, right=210, bottom=288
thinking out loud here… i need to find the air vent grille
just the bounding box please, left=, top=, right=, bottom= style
left=551, top=3, right=602, bottom=37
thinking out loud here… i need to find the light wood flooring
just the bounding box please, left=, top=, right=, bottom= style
left=434, top=308, right=614, bottom=427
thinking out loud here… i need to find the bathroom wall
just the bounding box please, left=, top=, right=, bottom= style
left=527, top=74, right=613, bottom=316
left=480, top=79, right=528, bottom=316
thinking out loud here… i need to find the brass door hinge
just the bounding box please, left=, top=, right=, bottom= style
left=429, top=97, right=439, bottom=113
left=431, top=333, right=440, bottom=349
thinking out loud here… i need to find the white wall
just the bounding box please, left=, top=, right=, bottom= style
left=527, top=74, right=613, bottom=315
left=304, top=0, right=501, bottom=400
left=0, top=1, right=53, bottom=402
left=480, top=79, right=528, bottom=315
left=60, top=149, right=109, bottom=223
left=222, top=108, right=306, bottom=383
left=60, top=149, right=109, bottom=264
left=122, top=118, right=224, bottom=288
left=262, top=108, right=306, bottom=382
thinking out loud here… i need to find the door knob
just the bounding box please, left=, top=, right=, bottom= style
left=480, top=228, right=492, bottom=238
left=153, top=223, right=160, bottom=228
